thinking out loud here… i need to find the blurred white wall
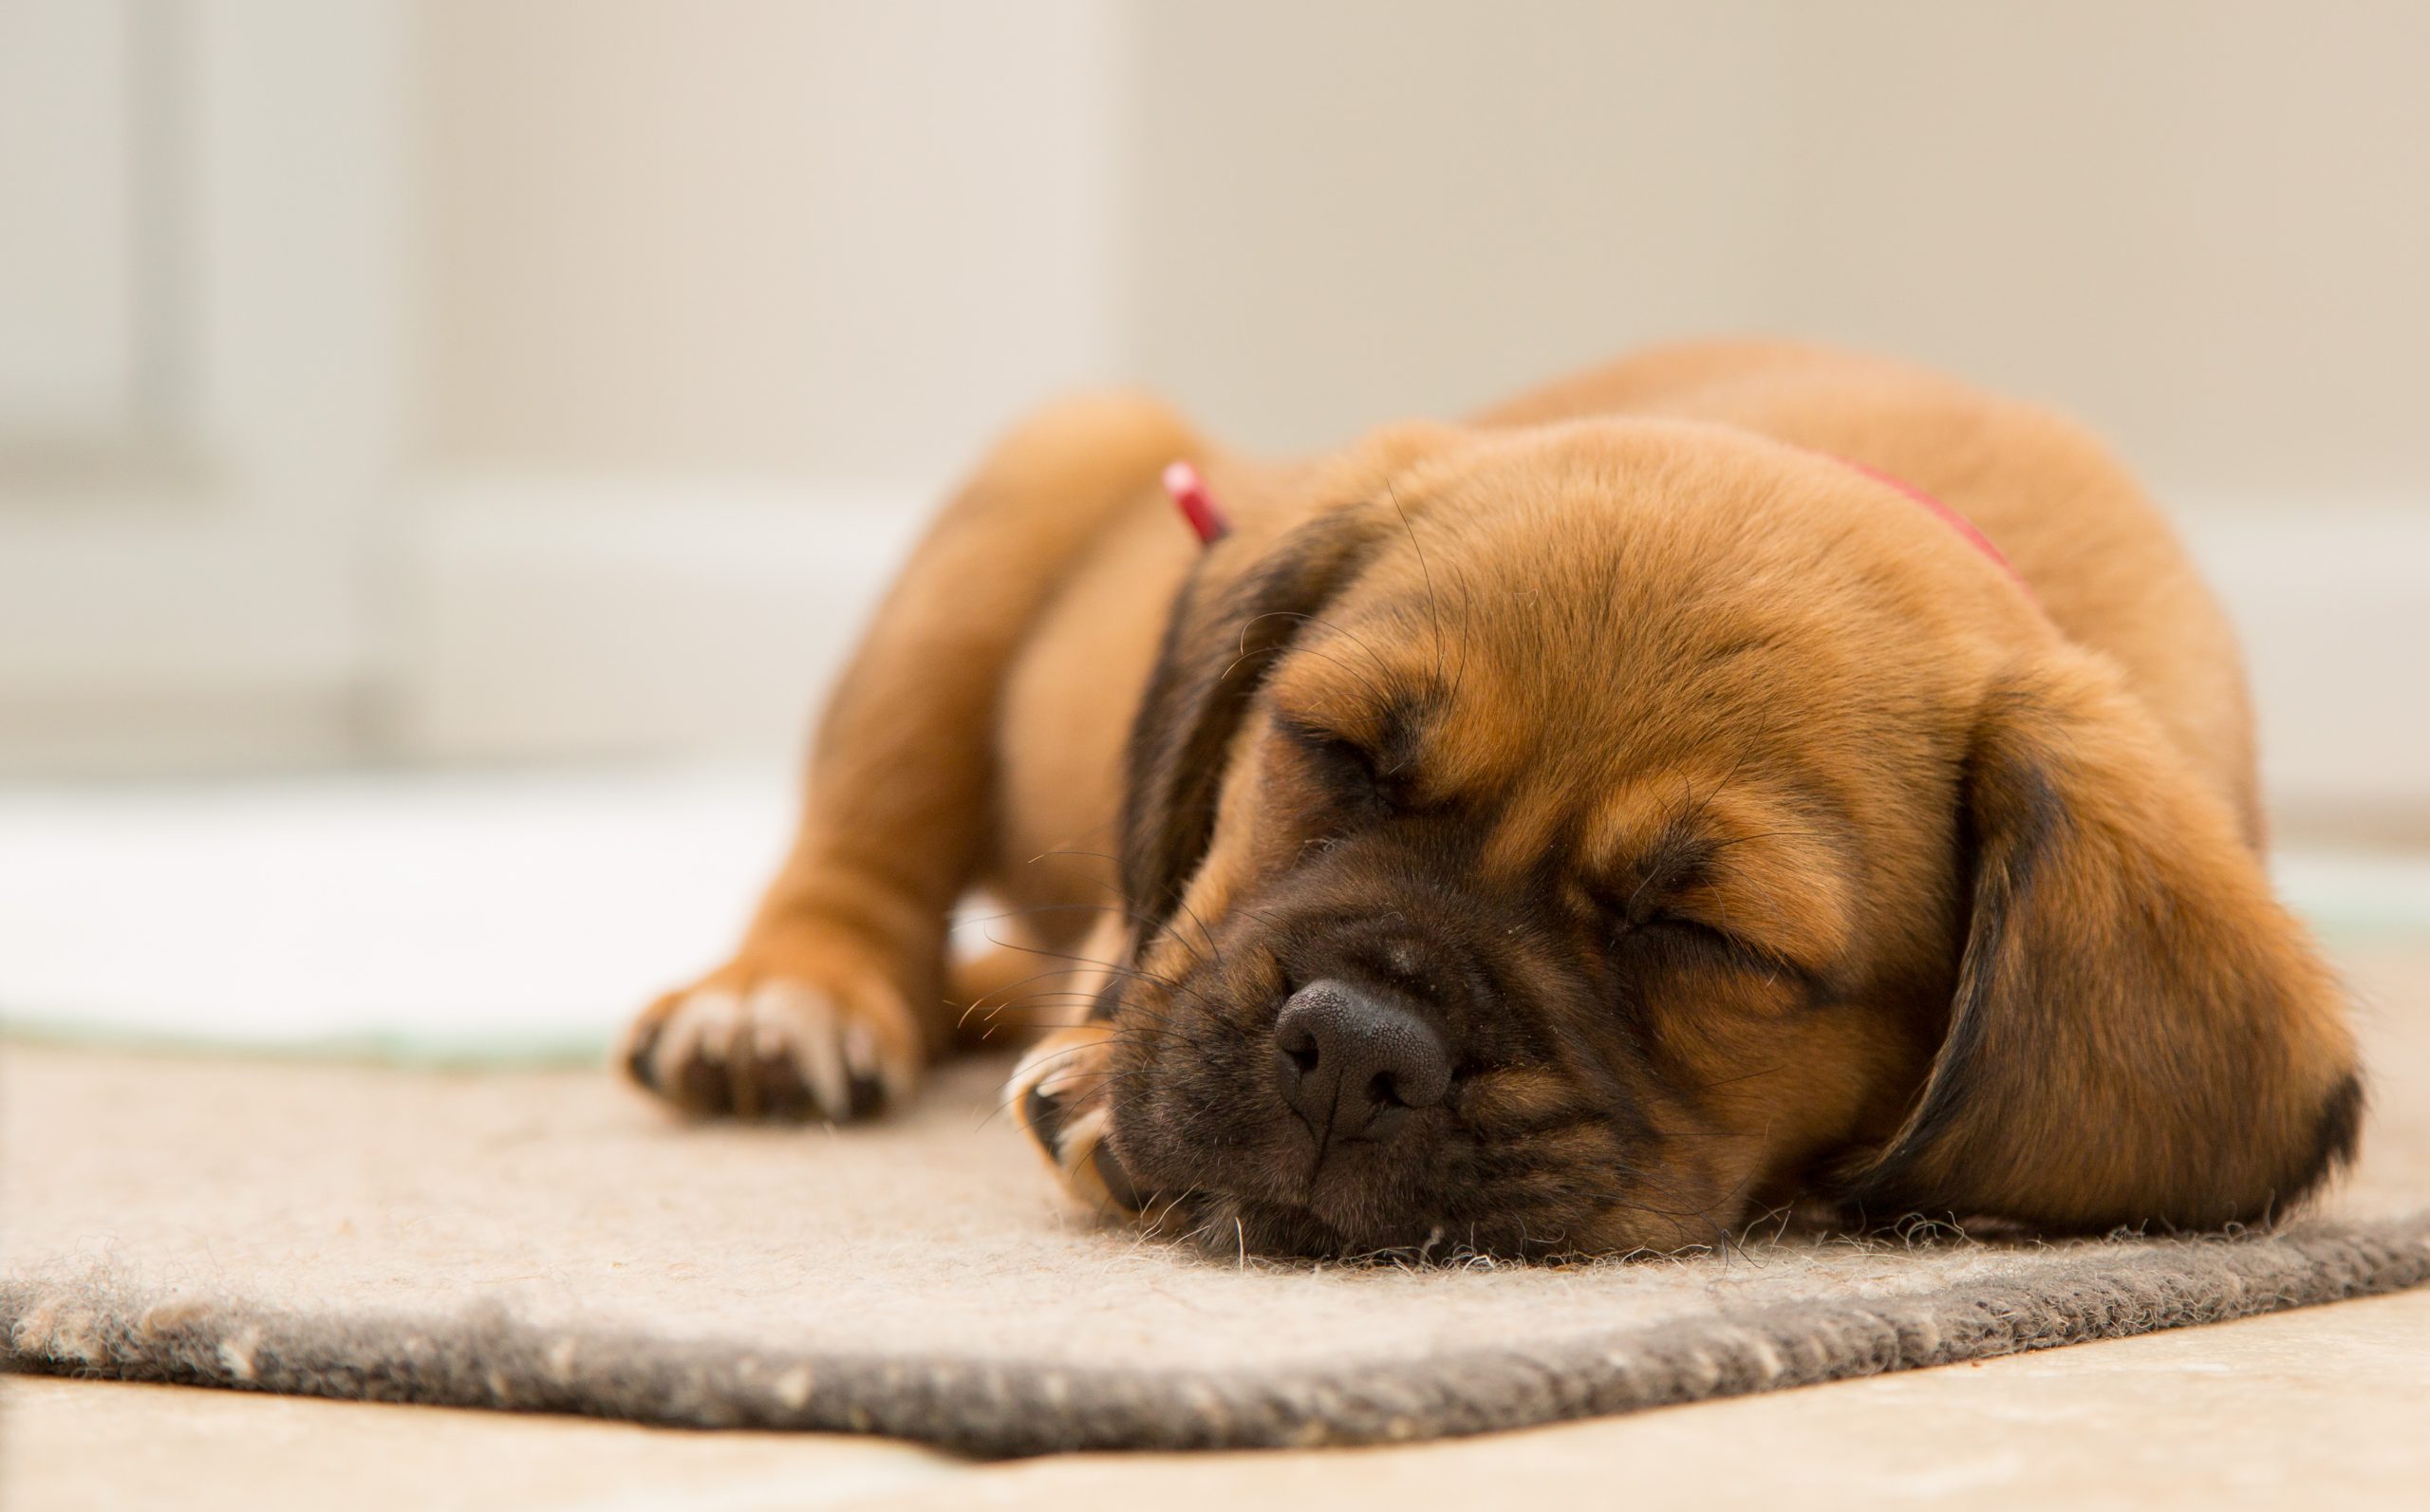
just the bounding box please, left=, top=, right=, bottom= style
left=419, top=0, right=1122, bottom=489
left=399, top=0, right=1122, bottom=756
left=0, top=1, right=143, bottom=434
left=410, top=0, right=2430, bottom=498
left=2, top=1, right=2425, bottom=832
left=1127, top=1, right=2430, bottom=503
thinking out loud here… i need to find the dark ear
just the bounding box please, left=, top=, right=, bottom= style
left=1119, top=507, right=1385, bottom=935
left=1844, top=650, right=2362, bottom=1232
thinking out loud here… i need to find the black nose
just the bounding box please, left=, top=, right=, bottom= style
left=1273, top=979, right=1451, bottom=1139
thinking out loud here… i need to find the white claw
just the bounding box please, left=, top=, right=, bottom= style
left=694, top=990, right=745, bottom=1061
left=839, top=1021, right=878, bottom=1090
left=840, top=1020, right=911, bottom=1109
left=649, top=989, right=738, bottom=1092
left=749, top=981, right=850, bottom=1119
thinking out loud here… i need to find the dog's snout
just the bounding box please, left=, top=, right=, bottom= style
left=1272, top=980, right=1450, bottom=1139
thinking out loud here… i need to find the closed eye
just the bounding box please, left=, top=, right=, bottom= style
left=1632, top=912, right=1750, bottom=959
left=1277, top=716, right=1407, bottom=813
left=1597, top=892, right=1754, bottom=963
left=1617, top=909, right=1820, bottom=993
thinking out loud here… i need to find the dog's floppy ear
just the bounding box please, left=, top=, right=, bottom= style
left=1119, top=506, right=1385, bottom=935
left=1845, top=648, right=2362, bottom=1232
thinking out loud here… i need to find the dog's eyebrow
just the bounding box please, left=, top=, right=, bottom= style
left=1369, top=695, right=1434, bottom=775
left=1271, top=684, right=1438, bottom=772
left=1601, top=797, right=1858, bottom=987
left=1613, top=826, right=1717, bottom=912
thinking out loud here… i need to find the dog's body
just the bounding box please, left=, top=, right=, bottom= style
left=625, top=342, right=2358, bottom=1258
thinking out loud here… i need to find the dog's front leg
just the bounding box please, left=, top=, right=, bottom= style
left=621, top=395, right=1199, bottom=1121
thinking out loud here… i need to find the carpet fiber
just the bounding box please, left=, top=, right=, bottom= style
left=7, top=946, right=2429, bottom=1455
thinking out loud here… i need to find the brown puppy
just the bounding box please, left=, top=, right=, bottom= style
left=621, top=342, right=2361, bottom=1259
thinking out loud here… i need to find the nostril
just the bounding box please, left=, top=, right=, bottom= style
left=1272, top=979, right=1450, bottom=1138
left=1278, top=1022, right=1320, bottom=1076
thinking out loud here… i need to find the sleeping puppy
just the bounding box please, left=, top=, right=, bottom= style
left=620, top=341, right=2362, bottom=1260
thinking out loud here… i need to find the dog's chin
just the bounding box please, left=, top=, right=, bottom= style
left=1138, top=1185, right=1616, bottom=1264
left=1108, top=1111, right=1476, bottom=1260
left=1154, top=1190, right=1477, bottom=1262
left=1109, top=1134, right=1465, bottom=1260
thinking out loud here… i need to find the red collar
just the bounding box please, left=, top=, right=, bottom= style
left=1824, top=453, right=2032, bottom=598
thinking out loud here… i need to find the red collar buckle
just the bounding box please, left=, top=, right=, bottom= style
left=1163, top=460, right=1231, bottom=546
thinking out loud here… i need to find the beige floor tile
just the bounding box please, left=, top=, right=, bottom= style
left=0, top=1376, right=965, bottom=1512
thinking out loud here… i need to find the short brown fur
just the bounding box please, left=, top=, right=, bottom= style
left=623, top=342, right=2359, bottom=1257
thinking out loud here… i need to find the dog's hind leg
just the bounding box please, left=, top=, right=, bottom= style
left=621, top=394, right=1200, bottom=1121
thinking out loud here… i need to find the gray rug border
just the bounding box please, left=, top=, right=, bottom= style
left=8, top=1212, right=2428, bottom=1456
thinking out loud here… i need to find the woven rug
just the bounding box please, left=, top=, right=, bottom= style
left=7, top=945, right=2427, bottom=1455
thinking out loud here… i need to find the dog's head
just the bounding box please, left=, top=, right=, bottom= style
left=1094, top=420, right=2360, bottom=1260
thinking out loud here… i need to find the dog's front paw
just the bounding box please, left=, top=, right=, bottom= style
left=1008, top=1023, right=1146, bottom=1218
left=622, top=937, right=923, bottom=1122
